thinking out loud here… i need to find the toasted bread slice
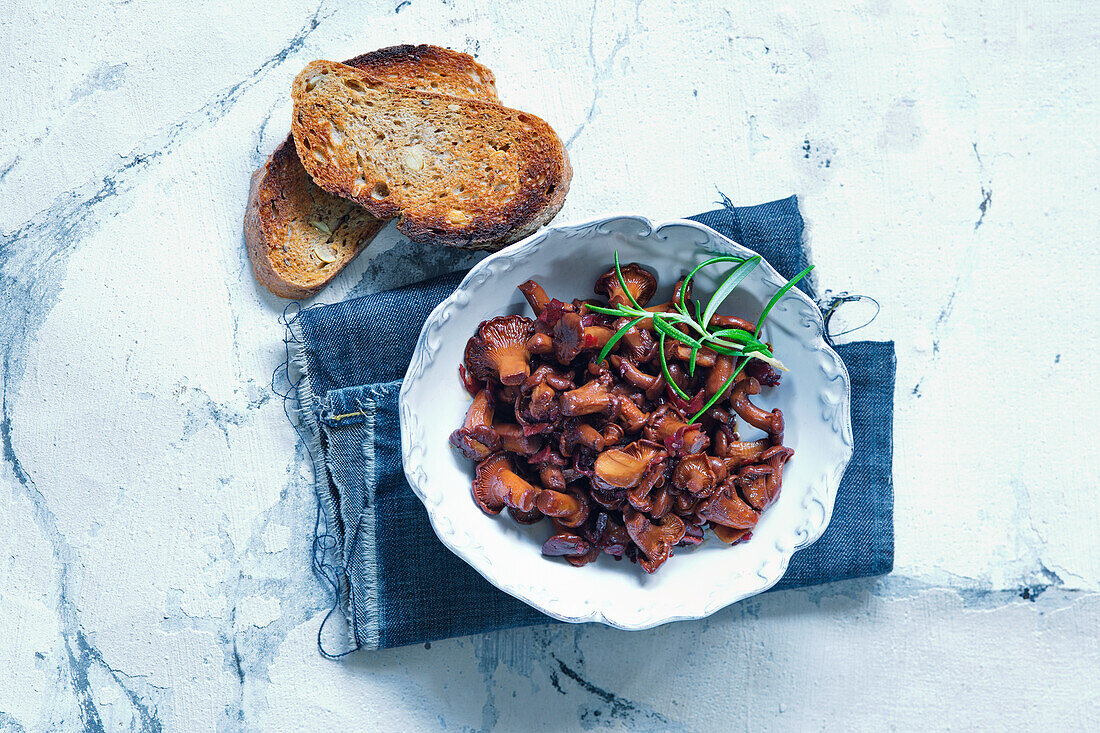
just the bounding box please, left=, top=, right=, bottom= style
left=291, top=60, right=571, bottom=250
left=246, top=46, right=499, bottom=299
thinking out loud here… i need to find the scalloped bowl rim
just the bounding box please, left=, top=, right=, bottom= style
left=399, top=214, right=853, bottom=630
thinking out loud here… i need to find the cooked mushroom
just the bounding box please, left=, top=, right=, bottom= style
left=560, top=379, right=612, bottom=417
left=536, top=488, right=590, bottom=527
left=698, top=481, right=759, bottom=529
left=679, top=522, right=705, bottom=546
left=582, top=325, right=616, bottom=350
left=730, top=377, right=784, bottom=435
left=464, top=315, right=534, bottom=386
left=710, top=523, right=752, bottom=545
left=525, top=382, right=557, bottom=422
left=592, top=440, right=665, bottom=490
left=759, top=445, right=794, bottom=509
left=518, top=280, right=551, bottom=315
left=492, top=422, right=543, bottom=455
left=594, top=263, right=657, bottom=307
left=648, top=486, right=672, bottom=520
left=552, top=311, right=584, bottom=364
left=508, top=505, right=544, bottom=524
left=616, top=358, right=661, bottom=391
left=624, top=507, right=686, bottom=573
left=525, top=364, right=575, bottom=391
left=670, top=343, right=717, bottom=368
left=614, top=396, right=649, bottom=433
left=615, top=318, right=657, bottom=362
left=737, top=464, right=773, bottom=511
left=672, top=452, right=719, bottom=496
left=526, top=332, right=554, bottom=355
left=644, top=406, right=710, bottom=454
left=709, top=313, right=757, bottom=332
left=600, top=422, right=624, bottom=445
left=538, top=464, right=567, bottom=492
left=724, top=437, right=771, bottom=468
left=560, top=421, right=605, bottom=455
left=542, top=532, right=591, bottom=557
left=705, top=354, right=737, bottom=399
left=473, top=452, right=540, bottom=514
left=448, top=389, right=501, bottom=460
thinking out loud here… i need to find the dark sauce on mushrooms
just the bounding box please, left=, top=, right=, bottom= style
left=450, top=264, right=794, bottom=573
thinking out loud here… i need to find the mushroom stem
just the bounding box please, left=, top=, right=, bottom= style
left=536, top=489, right=589, bottom=527
left=448, top=389, right=500, bottom=460
left=672, top=344, right=717, bottom=367
left=731, top=377, right=784, bottom=435
left=561, top=380, right=612, bottom=416
left=615, top=396, right=649, bottom=433
left=709, top=314, right=757, bottom=332
left=619, top=359, right=660, bottom=390
left=582, top=326, right=615, bottom=349
left=493, top=422, right=543, bottom=455
left=497, top=348, right=532, bottom=386
left=464, top=389, right=493, bottom=428
left=724, top=437, right=771, bottom=468
left=706, top=354, right=736, bottom=398
left=518, top=280, right=550, bottom=315
left=473, top=453, right=540, bottom=514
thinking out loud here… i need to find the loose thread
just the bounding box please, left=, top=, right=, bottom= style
left=820, top=292, right=881, bottom=343
left=273, top=301, right=362, bottom=659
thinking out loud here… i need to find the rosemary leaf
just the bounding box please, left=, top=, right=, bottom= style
left=754, top=265, right=814, bottom=338
left=702, top=256, right=760, bottom=331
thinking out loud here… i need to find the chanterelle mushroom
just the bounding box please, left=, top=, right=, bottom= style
left=730, top=377, right=784, bottom=435
left=536, top=488, right=589, bottom=528
left=473, top=452, right=540, bottom=515
left=699, top=481, right=759, bottom=529
left=449, top=389, right=500, bottom=460
left=593, top=440, right=665, bottom=491
left=624, top=507, right=686, bottom=573
left=595, top=263, right=657, bottom=307
left=552, top=311, right=585, bottom=364
left=464, top=315, right=534, bottom=386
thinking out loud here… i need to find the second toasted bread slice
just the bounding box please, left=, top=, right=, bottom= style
left=246, top=46, right=499, bottom=299
left=291, top=60, right=571, bottom=250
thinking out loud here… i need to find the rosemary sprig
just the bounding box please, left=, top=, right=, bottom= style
left=589, top=251, right=814, bottom=424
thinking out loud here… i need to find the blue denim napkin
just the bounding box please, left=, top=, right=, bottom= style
left=289, top=197, right=895, bottom=653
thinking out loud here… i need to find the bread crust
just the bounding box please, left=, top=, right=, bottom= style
left=291, top=60, right=572, bottom=250
left=246, top=46, right=499, bottom=298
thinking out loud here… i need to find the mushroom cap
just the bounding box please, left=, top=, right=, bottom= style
left=698, top=481, right=759, bottom=529
left=449, top=425, right=501, bottom=461
left=536, top=488, right=590, bottom=528
left=472, top=452, right=539, bottom=515
left=624, top=508, right=686, bottom=573
left=710, top=523, right=752, bottom=545
left=594, top=263, right=658, bottom=307
left=552, top=311, right=585, bottom=364
left=672, top=453, right=718, bottom=496
left=464, top=315, right=534, bottom=385
left=592, top=439, right=666, bottom=490
left=542, top=533, right=591, bottom=557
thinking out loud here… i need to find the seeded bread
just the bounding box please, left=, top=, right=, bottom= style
left=246, top=46, right=499, bottom=299
left=291, top=60, right=571, bottom=250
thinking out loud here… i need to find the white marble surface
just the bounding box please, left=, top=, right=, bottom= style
left=1, top=1, right=1097, bottom=731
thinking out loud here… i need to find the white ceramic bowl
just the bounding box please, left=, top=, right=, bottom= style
left=400, top=215, right=853, bottom=629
